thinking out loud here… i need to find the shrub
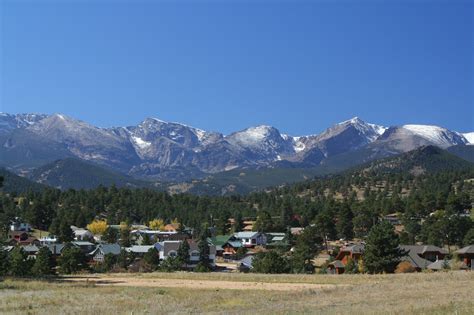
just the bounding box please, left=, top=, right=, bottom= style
left=395, top=261, right=416, bottom=273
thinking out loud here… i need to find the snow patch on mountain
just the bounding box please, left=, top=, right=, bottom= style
left=402, top=124, right=468, bottom=147
left=462, top=132, right=474, bottom=145
left=131, top=136, right=152, bottom=149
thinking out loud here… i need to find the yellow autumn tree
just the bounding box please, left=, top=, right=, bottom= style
left=87, top=219, right=108, bottom=235
left=170, top=218, right=181, bottom=229
left=149, top=219, right=165, bottom=231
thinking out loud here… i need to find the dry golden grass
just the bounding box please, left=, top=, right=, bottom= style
left=0, top=271, right=473, bottom=314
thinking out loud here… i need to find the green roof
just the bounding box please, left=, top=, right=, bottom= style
left=209, top=235, right=232, bottom=246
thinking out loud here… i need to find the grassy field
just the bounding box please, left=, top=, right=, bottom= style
left=0, top=271, right=473, bottom=314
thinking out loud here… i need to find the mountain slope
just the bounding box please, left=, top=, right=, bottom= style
left=352, top=145, right=474, bottom=176
left=28, top=158, right=158, bottom=190
left=0, top=168, right=47, bottom=193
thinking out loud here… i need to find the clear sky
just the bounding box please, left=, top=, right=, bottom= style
left=0, top=0, right=472, bottom=135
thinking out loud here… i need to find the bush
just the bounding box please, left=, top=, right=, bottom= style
left=252, top=251, right=290, bottom=274
left=395, top=261, right=416, bottom=273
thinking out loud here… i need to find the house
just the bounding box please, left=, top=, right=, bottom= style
left=21, top=245, right=40, bottom=258
left=156, top=240, right=216, bottom=266
left=10, top=220, right=32, bottom=232
left=234, top=232, right=267, bottom=248
left=131, top=230, right=188, bottom=244
left=71, top=226, right=94, bottom=241
left=242, top=220, right=255, bottom=231
left=209, top=235, right=243, bottom=257
left=46, top=243, right=66, bottom=257
left=335, top=244, right=365, bottom=265
left=7, top=231, right=40, bottom=246
left=222, top=240, right=243, bottom=258
left=455, top=245, right=474, bottom=270
left=71, top=241, right=96, bottom=254
left=383, top=213, right=401, bottom=225
left=400, top=245, right=448, bottom=271
left=328, top=244, right=365, bottom=274
left=238, top=254, right=255, bottom=272
left=39, top=235, right=58, bottom=245
left=89, top=244, right=122, bottom=263
left=328, top=260, right=345, bottom=274
left=125, top=245, right=155, bottom=256
left=266, top=233, right=289, bottom=248
left=426, top=259, right=468, bottom=271
left=163, top=223, right=180, bottom=233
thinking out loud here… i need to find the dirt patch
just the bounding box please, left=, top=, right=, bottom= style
left=64, top=275, right=345, bottom=291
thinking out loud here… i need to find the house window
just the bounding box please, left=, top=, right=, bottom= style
left=252, top=239, right=256, bottom=244
left=169, top=251, right=177, bottom=257
left=191, top=251, right=200, bottom=257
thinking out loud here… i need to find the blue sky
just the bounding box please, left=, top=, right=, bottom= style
left=0, top=0, right=472, bottom=135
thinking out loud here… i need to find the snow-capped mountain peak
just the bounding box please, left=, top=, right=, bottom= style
left=402, top=124, right=468, bottom=148
left=461, top=132, right=474, bottom=145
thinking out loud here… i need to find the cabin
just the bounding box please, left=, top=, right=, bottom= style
left=455, top=245, right=474, bottom=270
left=234, top=232, right=267, bottom=248
left=89, top=244, right=121, bottom=263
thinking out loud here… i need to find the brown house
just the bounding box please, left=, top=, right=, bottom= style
left=328, top=244, right=365, bottom=275
left=335, top=244, right=365, bottom=265
left=7, top=231, right=39, bottom=246
left=455, top=245, right=474, bottom=269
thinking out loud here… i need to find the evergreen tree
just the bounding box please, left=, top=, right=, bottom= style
left=103, top=227, right=118, bottom=243
left=9, top=247, right=31, bottom=277
left=290, top=225, right=322, bottom=273
left=58, top=246, right=86, bottom=274
left=198, top=234, right=211, bottom=270
left=252, top=251, right=290, bottom=274
left=143, top=247, right=160, bottom=271
left=58, top=221, right=74, bottom=243
left=0, top=248, right=10, bottom=276
left=177, top=240, right=190, bottom=267
left=103, top=253, right=117, bottom=272
left=463, top=228, right=474, bottom=246
left=120, top=224, right=131, bottom=247
left=32, top=247, right=55, bottom=276
left=336, top=204, right=354, bottom=240
left=364, top=221, right=405, bottom=274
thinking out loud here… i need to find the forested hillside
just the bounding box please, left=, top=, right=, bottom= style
left=1, top=146, right=473, bottom=247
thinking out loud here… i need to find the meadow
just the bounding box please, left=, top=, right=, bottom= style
left=0, top=271, right=473, bottom=314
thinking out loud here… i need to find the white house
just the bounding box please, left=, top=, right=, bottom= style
left=234, top=232, right=267, bottom=247
left=71, top=226, right=94, bottom=241
left=155, top=240, right=216, bottom=266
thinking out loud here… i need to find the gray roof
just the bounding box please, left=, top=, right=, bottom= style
left=72, top=241, right=95, bottom=247
left=91, top=244, right=121, bottom=256
left=341, top=244, right=365, bottom=254
left=456, top=245, right=474, bottom=254
left=400, top=245, right=435, bottom=269
left=234, top=232, right=259, bottom=239
left=21, top=245, right=39, bottom=253
left=427, top=259, right=451, bottom=270
left=46, top=243, right=66, bottom=255
left=125, top=245, right=155, bottom=253
left=239, top=255, right=254, bottom=268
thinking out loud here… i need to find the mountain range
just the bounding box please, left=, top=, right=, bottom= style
left=0, top=112, right=472, bottom=191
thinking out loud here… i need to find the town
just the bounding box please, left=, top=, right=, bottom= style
left=2, top=214, right=473, bottom=276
